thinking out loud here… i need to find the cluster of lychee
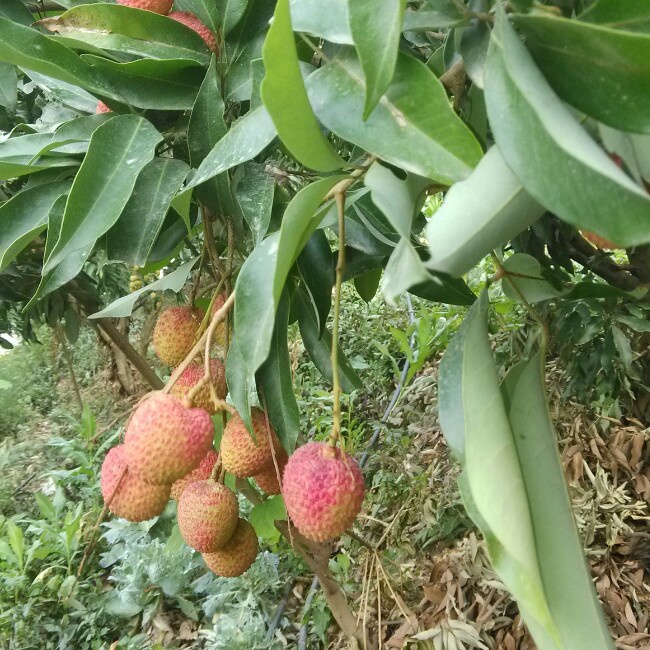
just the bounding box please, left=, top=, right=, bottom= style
left=101, top=298, right=365, bottom=579
left=96, top=0, right=218, bottom=114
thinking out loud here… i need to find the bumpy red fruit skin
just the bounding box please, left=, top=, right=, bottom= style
left=171, top=449, right=219, bottom=501
left=96, top=101, right=111, bottom=114
left=124, top=392, right=214, bottom=485
left=220, top=408, right=281, bottom=477
left=169, top=11, right=218, bottom=53
left=580, top=229, right=619, bottom=251
left=253, top=448, right=288, bottom=495
left=116, top=0, right=173, bottom=13
left=153, top=306, right=204, bottom=367
left=283, top=442, right=365, bottom=542
left=202, top=519, right=258, bottom=577
left=170, top=359, right=227, bottom=414
left=177, top=480, right=238, bottom=552
left=101, top=445, right=170, bottom=522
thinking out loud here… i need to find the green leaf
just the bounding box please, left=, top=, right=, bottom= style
left=107, top=158, right=190, bottom=266
left=89, top=258, right=199, bottom=319
left=216, top=0, right=248, bottom=35
left=505, top=353, right=615, bottom=648
left=426, top=147, right=545, bottom=277
left=381, top=238, right=435, bottom=305
left=250, top=495, right=286, bottom=543
left=0, top=63, right=17, bottom=112
left=289, top=0, right=352, bottom=44
left=579, top=0, right=650, bottom=33
left=0, top=0, right=35, bottom=27
left=484, top=8, right=650, bottom=248
left=185, top=106, right=276, bottom=192
left=226, top=336, right=256, bottom=435
left=6, top=521, right=24, bottom=571
left=616, top=314, right=650, bottom=333
left=257, top=290, right=300, bottom=452
left=24, top=70, right=99, bottom=113
left=349, top=0, right=406, bottom=119
left=262, top=0, right=344, bottom=172
left=515, top=14, right=650, bottom=134
left=39, top=5, right=212, bottom=65
left=234, top=175, right=344, bottom=375
left=43, top=116, right=161, bottom=274
left=64, top=305, right=80, bottom=344
left=402, top=0, right=469, bottom=31
left=234, top=163, right=275, bottom=245
left=297, top=288, right=362, bottom=393
left=459, top=1, right=490, bottom=88
left=82, top=56, right=205, bottom=110
left=501, top=253, right=562, bottom=303
left=307, top=49, right=483, bottom=184
left=0, top=181, right=71, bottom=271
left=354, top=268, right=381, bottom=303
left=188, top=56, right=234, bottom=216
left=598, top=125, right=650, bottom=186
left=0, top=18, right=105, bottom=96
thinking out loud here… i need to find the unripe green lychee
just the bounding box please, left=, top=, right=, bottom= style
left=96, top=101, right=111, bottom=114
left=116, top=0, right=173, bottom=13
left=101, top=445, right=170, bottom=522
left=220, top=408, right=282, bottom=478
left=170, top=359, right=227, bottom=414
left=252, top=448, right=288, bottom=496
left=282, top=442, right=365, bottom=542
left=124, top=392, right=214, bottom=485
left=202, top=519, right=258, bottom=577
left=153, top=306, right=204, bottom=367
left=169, top=11, right=218, bottom=53
left=177, top=480, right=238, bottom=552
left=171, top=449, right=219, bottom=501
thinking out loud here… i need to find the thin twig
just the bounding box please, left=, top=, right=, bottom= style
left=298, top=576, right=320, bottom=650
left=266, top=581, right=294, bottom=642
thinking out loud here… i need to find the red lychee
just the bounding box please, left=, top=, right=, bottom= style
left=580, top=229, right=619, bottom=251
left=252, top=448, right=288, bottom=496
left=220, top=408, right=282, bottom=478
left=177, top=480, right=238, bottom=552
left=170, top=358, right=227, bottom=414
left=282, top=442, right=365, bottom=542
left=171, top=449, right=219, bottom=501
left=101, top=445, right=170, bottom=522
left=202, top=519, right=258, bottom=577
left=169, top=11, right=218, bottom=53
left=124, top=392, right=214, bottom=485
left=116, top=0, right=173, bottom=14
left=96, top=101, right=111, bottom=114
left=153, top=305, right=204, bottom=367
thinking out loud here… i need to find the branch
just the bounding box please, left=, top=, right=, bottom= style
left=24, top=1, right=64, bottom=11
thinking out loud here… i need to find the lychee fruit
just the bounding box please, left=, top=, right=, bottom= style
left=202, top=519, right=258, bottom=577
left=220, top=408, right=282, bottom=478
left=177, top=480, right=238, bottom=552
left=96, top=101, right=111, bottom=114
left=116, top=0, right=173, bottom=14
left=210, top=291, right=230, bottom=349
left=282, top=442, right=365, bottom=542
left=124, top=392, right=214, bottom=485
left=101, top=445, right=170, bottom=522
left=153, top=305, right=204, bottom=367
left=169, top=11, right=218, bottom=53
left=170, top=358, right=227, bottom=414
left=580, top=229, right=619, bottom=251
left=252, top=448, right=288, bottom=495
left=171, top=449, right=219, bottom=501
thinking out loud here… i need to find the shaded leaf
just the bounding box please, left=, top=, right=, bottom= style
left=226, top=335, right=256, bottom=435
left=234, top=163, right=275, bottom=245
left=501, top=253, right=562, bottom=303
left=354, top=268, right=382, bottom=302
left=579, top=0, right=650, bottom=33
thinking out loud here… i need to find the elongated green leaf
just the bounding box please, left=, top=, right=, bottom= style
left=234, top=163, right=275, bottom=245
left=188, top=56, right=234, bottom=216
left=89, top=258, right=199, bottom=319
left=257, top=290, right=300, bottom=452
left=289, top=0, right=352, bottom=43
left=579, top=0, right=650, bottom=33
left=0, top=157, right=79, bottom=182
left=426, top=146, right=545, bottom=277
left=505, top=353, right=614, bottom=648
left=402, top=0, right=469, bottom=31
left=6, top=521, right=24, bottom=571
left=307, top=49, right=482, bottom=184
left=515, top=14, right=650, bottom=134
left=297, top=288, right=362, bottom=394
left=235, top=176, right=344, bottom=375
left=44, top=116, right=162, bottom=273
left=0, top=18, right=107, bottom=96
left=354, top=268, right=381, bottom=302
left=0, top=181, right=71, bottom=271
left=83, top=56, right=205, bottom=110
left=381, top=238, right=435, bottom=305
left=0, top=0, right=33, bottom=26
left=484, top=9, right=650, bottom=247
left=215, top=0, right=247, bottom=35
left=186, top=106, right=276, bottom=192
left=262, top=0, right=344, bottom=172
left=24, top=70, right=98, bottom=113
left=501, top=254, right=562, bottom=303
left=0, top=63, right=17, bottom=112
left=107, top=158, right=189, bottom=266
left=250, top=495, right=286, bottom=543
left=226, top=336, right=256, bottom=434
left=349, top=0, right=406, bottom=119
left=40, top=5, right=212, bottom=66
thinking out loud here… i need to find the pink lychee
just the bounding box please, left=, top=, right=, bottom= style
left=170, top=449, right=219, bottom=501
left=116, top=0, right=173, bottom=14
left=252, top=448, right=288, bottom=496
left=170, top=359, right=227, bottom=414
left=202, top=519, right=258, bottom=577
left=153, top=305, right=204, bottom=367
